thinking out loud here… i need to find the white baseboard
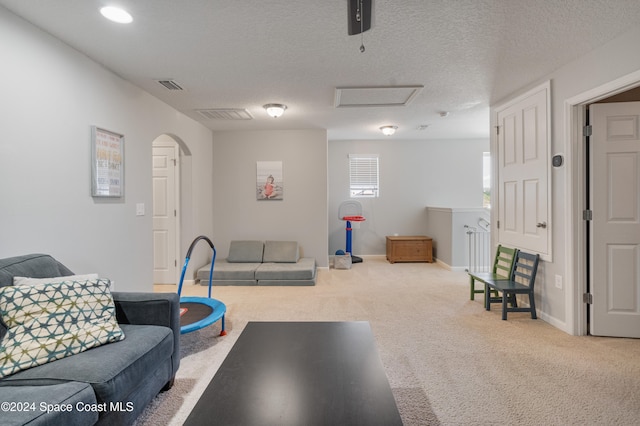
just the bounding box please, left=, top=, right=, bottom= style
left=435, top=258, right=467, bottom=272
left=329, top=254, right=386, bottom=262
left=494, top=298, right=572, bottom=335
left=358, top=254, right=387, bottom=261
left=538, top=311, right=572, bottom=335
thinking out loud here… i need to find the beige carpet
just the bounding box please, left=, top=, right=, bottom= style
left=135, top=257, right=640, bottom=425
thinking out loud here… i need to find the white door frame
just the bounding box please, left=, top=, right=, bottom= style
left=152, top=137, right=182, bottom=284
left=565, top=69, right=640, bottom=335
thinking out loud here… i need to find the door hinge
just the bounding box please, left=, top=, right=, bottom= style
left=583, top=293, right=593, bottom=304
left=583, top=209, right=593, bottom=221
left=174, top=209, right=177, bottom=217
left=495, top=125, right=500, bottom=136
left=496, top=220, right=500, bottom=229
left=172, top=159, right=177, bottom=166
left=583, top=125, right=592, bottom=137
left=175, top=259, right=177, bottom=267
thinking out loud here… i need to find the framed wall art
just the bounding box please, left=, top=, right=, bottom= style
left=91, top=126, right=124, bottom=197
left=256, top=161, right=283, bottom=200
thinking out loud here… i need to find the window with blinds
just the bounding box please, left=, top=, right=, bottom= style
left=349, top=154, right=379, bottom=198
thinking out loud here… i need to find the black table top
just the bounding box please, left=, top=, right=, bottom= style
left=184, top=321, right=402, bottom=426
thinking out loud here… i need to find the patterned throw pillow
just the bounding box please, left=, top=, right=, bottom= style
left=0, top=279, right=125, bottom=378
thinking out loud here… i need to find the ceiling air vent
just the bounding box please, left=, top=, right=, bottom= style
left=195, top=109, right=253, bottom=120
left=157, top=79, right=183, bottom=90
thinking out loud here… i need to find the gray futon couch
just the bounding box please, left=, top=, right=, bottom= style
left=197, top=240, right=316, bottom=286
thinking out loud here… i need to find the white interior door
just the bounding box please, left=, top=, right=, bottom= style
left=496, top=83, right=549, bottom=256
left=590, top=102, right=640, bottom=337
left=152, top=143, right=179, bottom=284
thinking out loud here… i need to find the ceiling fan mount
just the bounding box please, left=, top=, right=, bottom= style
left=347, top=0, right=372, bottom=36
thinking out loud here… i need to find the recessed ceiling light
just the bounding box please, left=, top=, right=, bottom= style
left=100, top=6, right=133, bottom=24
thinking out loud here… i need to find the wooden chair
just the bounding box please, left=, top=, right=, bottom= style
left=484, top=251, right=540, bottom=320
left=468, top=244, right=517, bottom=300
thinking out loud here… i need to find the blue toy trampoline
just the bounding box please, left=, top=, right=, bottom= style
left=177, top=236, right=227, bottom=335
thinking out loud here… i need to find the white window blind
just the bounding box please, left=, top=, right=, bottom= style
left=349, top=154, right=379, bottom=198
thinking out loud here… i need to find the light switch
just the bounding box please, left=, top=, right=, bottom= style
left=555, top=274, right=562, bottom=289
left=136, top=203, right=145, bottom=216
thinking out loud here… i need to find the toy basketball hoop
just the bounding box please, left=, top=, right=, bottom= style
left=338, top=201, right=365, bottom=264
left=342, top=215, right=365, bottom=222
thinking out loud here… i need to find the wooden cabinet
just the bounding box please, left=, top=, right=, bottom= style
left=386, top=236, right=433, bottom=263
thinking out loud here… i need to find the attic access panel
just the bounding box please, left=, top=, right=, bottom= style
left=334, top=86, right=423, bottom=108
left=348, top=0, right=372, bottom=35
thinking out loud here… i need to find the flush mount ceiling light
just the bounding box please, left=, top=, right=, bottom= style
left=263, top=104, right=287, bottom=118
left=100, top=6, right=133, bottom=24
left=380, top=125, right=398, bottom=136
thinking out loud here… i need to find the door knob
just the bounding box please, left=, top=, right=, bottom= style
left=536, top=222, right=547, bottom=229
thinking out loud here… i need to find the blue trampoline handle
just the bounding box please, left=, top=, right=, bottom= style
left=186, top=235, right=214, bottom=258
left=177, top=236, right=216, bottom=297
left=207, top=248, right=216, bottom=299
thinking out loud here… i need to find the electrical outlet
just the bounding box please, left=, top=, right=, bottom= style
left=555, top=274, right=562, bottom=290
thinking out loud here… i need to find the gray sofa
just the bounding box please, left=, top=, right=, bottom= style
left=0, top=254, right=180, bottom=426
left=196, top=240, right=316, bottom=286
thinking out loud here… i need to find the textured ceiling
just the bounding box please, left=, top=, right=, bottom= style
left=2, top=0, right=640, bottom=140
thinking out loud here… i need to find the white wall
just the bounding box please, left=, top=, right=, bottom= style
left=491, top=24, right=640, bottom=333
left=0, top=8, right=214, bottom=291
left=426, top=207, right=490, bottom=270
left=211, top=130, right=329, bottom=267
left=328, top=139, right=489, bottom=255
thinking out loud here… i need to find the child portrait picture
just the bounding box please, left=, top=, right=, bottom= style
left=256, top=161, right=283, bottom=200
